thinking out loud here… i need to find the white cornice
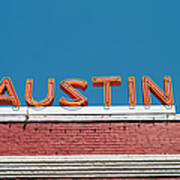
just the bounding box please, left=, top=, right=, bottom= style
left=0, top=154, right=180, bottom=178
left=0, top=105, right=177, bottom=122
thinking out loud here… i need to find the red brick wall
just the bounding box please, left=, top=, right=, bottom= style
left=0, top=122, right=180, bottom=155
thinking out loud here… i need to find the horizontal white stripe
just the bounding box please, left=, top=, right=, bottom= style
left=0, top=154, right=180, bottom=178
left=0, top=105, right=175, bottom=115
left=0, top=106, right=177, bottom=122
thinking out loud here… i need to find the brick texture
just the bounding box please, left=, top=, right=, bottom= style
left=0, top=122, right=180, bottom=155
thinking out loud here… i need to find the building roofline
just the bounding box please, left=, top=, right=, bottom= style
left=0, top=106, right=177, bottom=122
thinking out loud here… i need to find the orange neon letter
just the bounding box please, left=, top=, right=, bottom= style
left=0, top=78, right=21, bottom=107
left=142, top=76, right=173, bottom=106
left=60, top=79, right=88, bottom=106
left=25, top=79, right=55, bottom=106
left=128, top=77, right=136, bottom=106
left=92, top=76, right=121, bottom=106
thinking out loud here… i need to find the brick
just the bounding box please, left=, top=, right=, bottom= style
left=0, top=122, right=180, bottom=155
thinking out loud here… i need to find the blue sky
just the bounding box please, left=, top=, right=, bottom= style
left=0, top=0, right=180, bottom=111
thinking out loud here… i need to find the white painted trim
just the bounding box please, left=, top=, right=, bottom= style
left=1, top=154, right=180, bottom=161
left=0, top=106, right=176, bottom=122
left=1, top=154, right=180, bottom=178
left=0, top=105, right=175, bottom=115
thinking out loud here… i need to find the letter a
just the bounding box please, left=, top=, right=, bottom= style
left=0, top=78, right=21, bottom=107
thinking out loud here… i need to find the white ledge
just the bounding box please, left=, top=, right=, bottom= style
left=1, top=154, right=180, bottom=178
left=0, top=105, right=175, bottom=115
left=0, top=106, right=177, bottom=122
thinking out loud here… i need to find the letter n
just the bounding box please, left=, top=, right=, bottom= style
left=142, top=76, right=173, bottom=106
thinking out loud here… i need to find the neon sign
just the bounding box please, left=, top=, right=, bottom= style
left=0, top=76, right=174, bottom=107
left=60, top=79, right=88, bottom=106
